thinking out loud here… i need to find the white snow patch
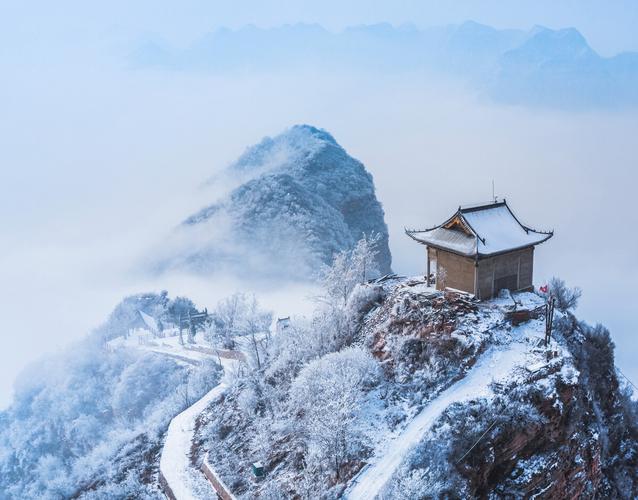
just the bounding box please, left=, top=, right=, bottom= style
left=559, top=363, right=580, bottom=385
left=526, top=361, right=548, bottom=373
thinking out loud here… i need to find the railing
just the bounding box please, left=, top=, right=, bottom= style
left=159, top=470, right=177, bottom=500
left=201, top=452, right=237, bottom=500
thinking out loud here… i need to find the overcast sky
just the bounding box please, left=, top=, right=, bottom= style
left=1, top=1, right=638, bottom=408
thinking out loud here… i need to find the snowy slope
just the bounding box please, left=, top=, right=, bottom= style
left=345, top=321, right=546, bottom=499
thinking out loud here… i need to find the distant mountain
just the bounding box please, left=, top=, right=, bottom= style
left=507, top=26, right=597, bottom=63
left=441, top=20, right=526, bottom=75
left=158, top=125, right=392, bottom=278
left=488, top=26, right=638, bottom=108
left=132, top=21, right=638, bottom=109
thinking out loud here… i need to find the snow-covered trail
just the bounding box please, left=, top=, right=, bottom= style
left=344, top=340, right=530, bottom=500
left=160, top=357, right=237, bottom=500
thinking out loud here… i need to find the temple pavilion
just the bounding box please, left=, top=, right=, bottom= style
left=406, top=200, right=553, bottom=299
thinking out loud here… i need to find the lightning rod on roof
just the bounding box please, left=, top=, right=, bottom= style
left=492, top=180, right=497, bottom=203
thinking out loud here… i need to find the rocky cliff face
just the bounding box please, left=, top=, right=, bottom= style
left=453, top=319, right=637, bottom=500
left=163, top=125, right=392, bottom=279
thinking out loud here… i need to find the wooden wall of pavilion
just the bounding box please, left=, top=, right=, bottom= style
left=476, top=247, right=534, bottom=299
left=428, top=246, right=535, bottom=299
left=430, top=247, right=475, bottom=293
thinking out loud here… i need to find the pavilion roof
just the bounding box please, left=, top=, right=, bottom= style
left=405, top=200, right=553, bottom=258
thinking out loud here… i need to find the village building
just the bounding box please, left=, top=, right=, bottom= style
left=276, top=317, right=291, bottom=335
left=406, top=200, right=553, bottom=299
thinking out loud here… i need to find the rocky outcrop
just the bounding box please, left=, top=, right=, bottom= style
left=454, top=377, right=605, bottom=498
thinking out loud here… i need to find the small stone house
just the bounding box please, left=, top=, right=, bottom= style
left=406, top=200, right=553, bottom=299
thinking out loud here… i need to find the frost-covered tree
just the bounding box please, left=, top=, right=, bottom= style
left=265, top=319, right=324, bottom=386
left=208, top=293, right=244, bottom=349
left=288, top=348, right=381, bottom=480
left=242, top=295, right=273, bottom=369
left=309, top=234, right=384, bottom=357
left=0, top=334, right=222, bottom=499
left=351, top=232, right=382, bottom=283
left=207, top=293, right=272, bottom=357
left=166, top=296, right=198, bottom=324
left=321, top=251, right=355, bottom=306
left=321, top=233, right=381, bottom=306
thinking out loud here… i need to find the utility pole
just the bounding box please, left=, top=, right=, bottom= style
left=545, top=297, right=555, bottom=347
left=178, top=313, right=184, bottom=346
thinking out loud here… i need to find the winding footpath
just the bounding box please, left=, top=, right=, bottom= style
left=159, top=355, right=239, bottom=500
left=344, top=337, right=533, bottom=500
left=108, top=331, right=251, bottom=498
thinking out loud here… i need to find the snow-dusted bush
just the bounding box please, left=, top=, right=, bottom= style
left=258, top=481, right=287, bottom=500
left=383, top=442, right=459, bottom=499
left=346, top=283, right=385, bottom=323
left=548, top=276, right=582, bottom=312
left=264, top=320, right=323, bottom=386
left=189, top=358, right=224, bottom=397
left=76, top=471, right=160, bottom=500
left=111, top=353, right=185, bottom=420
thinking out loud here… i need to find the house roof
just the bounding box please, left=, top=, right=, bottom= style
left=405, top=200, right=553, bottom=258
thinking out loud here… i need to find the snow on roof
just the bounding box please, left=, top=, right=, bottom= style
left=414, top=225, right=477, bottom=255
left=138, top=310, right=159, bottom=332
left=406, top=200, right=553, bottom=257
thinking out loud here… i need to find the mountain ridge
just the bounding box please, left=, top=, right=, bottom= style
left=132, top=21, right=638, bottom=109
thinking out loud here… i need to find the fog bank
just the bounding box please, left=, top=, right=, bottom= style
left=2, top=55, right=637, bottom=408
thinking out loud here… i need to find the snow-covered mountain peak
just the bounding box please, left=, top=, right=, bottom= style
left=229, top=124, right=339, bottom=175
left=161, top=125, right=392, bottom=278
